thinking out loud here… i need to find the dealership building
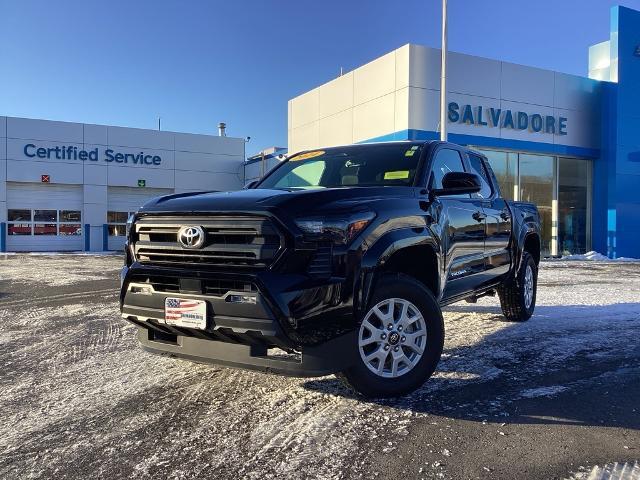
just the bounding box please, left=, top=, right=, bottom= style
left=288, top=5, right=640, bottom=258
left=0, top=117, right=245, bottom=252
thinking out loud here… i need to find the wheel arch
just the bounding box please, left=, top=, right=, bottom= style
left=358, top=229, right=441, bottom=319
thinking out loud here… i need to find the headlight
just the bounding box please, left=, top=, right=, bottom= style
left=295, top=211, right=375, bottom=245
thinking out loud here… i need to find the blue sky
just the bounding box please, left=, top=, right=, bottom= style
left=1, top=0, right=639, bottom=154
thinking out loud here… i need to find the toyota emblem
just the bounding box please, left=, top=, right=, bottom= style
left=178, top=226, right=205, bottom=249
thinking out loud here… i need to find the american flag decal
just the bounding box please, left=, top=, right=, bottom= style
left=164, top=298, right=207, bottom=329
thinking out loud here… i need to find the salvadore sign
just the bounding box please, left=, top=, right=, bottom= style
left=448, top=102, right=568, bottom=136
left=23, top=144, right=162, bottom=166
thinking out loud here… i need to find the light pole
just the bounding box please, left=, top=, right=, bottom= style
left=440, top=0, right=448, bottom=141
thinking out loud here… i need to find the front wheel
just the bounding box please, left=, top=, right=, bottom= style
left=497, top=251, right=537, bottom=322
left=337, top=274, right=444, bottom=398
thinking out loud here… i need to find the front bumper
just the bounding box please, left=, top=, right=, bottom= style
left=120, top=263, right=359, bottom=376
left=136, top=327, right=357, bottom=377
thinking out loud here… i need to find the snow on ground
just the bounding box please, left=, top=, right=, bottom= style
left=0, top=255, right=638, bottom=479
left=566, top=462, right=640, bottom=480
left=559, top=250, right=640, bottom=262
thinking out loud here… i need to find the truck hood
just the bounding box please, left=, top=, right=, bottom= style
left=139, top=187, right=415, bottom=217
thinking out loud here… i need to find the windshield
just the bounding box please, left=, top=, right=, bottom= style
left=257, top=144, right=424, bottom=189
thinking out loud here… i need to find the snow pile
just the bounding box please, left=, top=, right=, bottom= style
left=561, top=251, right=640, bottom=262
left=566, top=461, right=640, bottom=479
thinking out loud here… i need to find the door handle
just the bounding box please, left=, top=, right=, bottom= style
left=500, top=210, right=511, bottom=221
left=472, top=211, right=487, bottom=222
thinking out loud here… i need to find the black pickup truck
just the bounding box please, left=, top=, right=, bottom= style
left=120, top=141, right=541, bottom=397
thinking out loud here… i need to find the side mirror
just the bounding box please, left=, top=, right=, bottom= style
left=244, top=180, right=259, bottom=190
left=432, top=172, right=481, bottom=196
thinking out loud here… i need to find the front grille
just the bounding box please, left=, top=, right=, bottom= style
left=129, top=274, right=257, bottom=297
left=133, top=215, right=283, bottom=269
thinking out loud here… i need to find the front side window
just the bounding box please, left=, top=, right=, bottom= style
left=258, top=144, right=424, bottom=190
left=429, top=148, right=470, bottom=199
left=467, top=153, right=493, bottom=199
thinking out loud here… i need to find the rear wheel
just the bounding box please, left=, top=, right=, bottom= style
left=338, top=274, right=444, bottom=398
left=498, top=251, right=537, bottom=322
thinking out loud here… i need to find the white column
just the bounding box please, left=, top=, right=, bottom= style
left=440, top=0, right=448, bottom=141
left=551, top=157, right=559, bottom=256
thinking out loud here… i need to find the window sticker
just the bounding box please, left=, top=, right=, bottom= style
left=384, top=170, right=410, bottom=180
left=290, top=150, right=325, bottom=161
left=404, top=146, right=419, bottom=157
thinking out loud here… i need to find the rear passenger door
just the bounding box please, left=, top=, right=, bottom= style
left=467, top=152, right=512, bottom=282
left=428, top=147, right=486, bottom=301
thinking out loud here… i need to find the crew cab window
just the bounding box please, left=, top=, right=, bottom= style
left=429, top=148, right=470, bottom=198
left=467, top=153, right=493, bottom=198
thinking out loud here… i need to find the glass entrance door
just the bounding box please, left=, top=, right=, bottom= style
left=519, top=154, right=555, bottom=256
left=478, top=147, right=592, bottom=257
left=558, top=158, right=591, bottom=255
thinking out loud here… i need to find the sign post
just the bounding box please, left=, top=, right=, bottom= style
left=440, top=0, right=448, bottom=141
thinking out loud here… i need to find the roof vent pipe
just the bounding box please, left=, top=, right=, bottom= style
left=218, top=122, right=227, bottom=137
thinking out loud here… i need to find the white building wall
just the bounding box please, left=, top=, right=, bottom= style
left=288, top=45, right=412, bottom=153
left=288, top=44, right=602, bottom=152
left=1, top=116, right=246, bottom=251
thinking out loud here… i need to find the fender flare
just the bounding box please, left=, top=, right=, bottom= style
left=354, top=227, right=440, bottom=319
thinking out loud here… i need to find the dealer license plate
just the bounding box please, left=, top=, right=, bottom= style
left=164, top=297, right=207, bottom=330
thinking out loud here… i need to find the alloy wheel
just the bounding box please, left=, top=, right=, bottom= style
left=358, top=298, right=427, bottom=378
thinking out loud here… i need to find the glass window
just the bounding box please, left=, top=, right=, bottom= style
left=480, top=149, right=517, bottom=201
left=59, top=224, right=82, bottom=236
left=467, top=153, right=493, bottom=198
left=520, top=154, right=555, bottom=256
left=274, top=160, right=326, bottom=188
left=34, top=210, right=57, bottom=222
left=34, top=224, right=57, bottom=235
left=259, top=144, right=423, bottom=189
left=8, top=223, right=31, bottom=235
left=108, top=225, right=126, bottom=236
left=430, top=148, right=466, bottom=189
left=558, top=158, right=590, bottom=255
left=60, top=210, right=81, bottom=222
left=107, top=211, right=128, bottom=223
left=8, top=209, right=32, bottom=221
left=7, top=208, right=83, bottom=237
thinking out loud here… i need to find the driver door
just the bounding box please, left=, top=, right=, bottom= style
left=428, top=147, right=487, bottom=301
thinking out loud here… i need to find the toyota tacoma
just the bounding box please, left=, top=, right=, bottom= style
left=120, top=141, right=541, bottom=397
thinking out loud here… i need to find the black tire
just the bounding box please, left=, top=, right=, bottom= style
left=337, top=273, right=444, bottom=398
left=497, top=251, right=537, bottom=322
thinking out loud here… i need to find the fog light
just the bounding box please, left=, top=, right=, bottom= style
left=131, top=285, right=153, bottom=295
left=226, top=294, right=257, bottom=304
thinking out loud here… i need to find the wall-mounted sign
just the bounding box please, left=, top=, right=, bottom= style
left=447, top=102, right=568, bottom=136
left=137, top=179, right=146, bottom=187
left=23, top=144, right=162, bottom=166
left=41, top=174, right=50, bottom=183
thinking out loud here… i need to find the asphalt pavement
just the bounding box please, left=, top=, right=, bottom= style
left=0, top=254, right=638, bottom=480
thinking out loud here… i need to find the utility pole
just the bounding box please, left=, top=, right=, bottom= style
left=158, top=117, right=161, bottom=131
left=440, top=0, right=448, bottom=141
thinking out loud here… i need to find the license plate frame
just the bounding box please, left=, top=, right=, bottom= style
left=164, top=297, right=207, bottom=330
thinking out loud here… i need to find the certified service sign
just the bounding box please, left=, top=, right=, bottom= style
left=23, top=144, right=162, bottom=166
